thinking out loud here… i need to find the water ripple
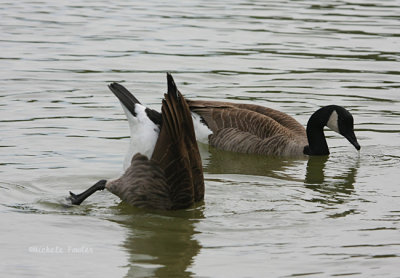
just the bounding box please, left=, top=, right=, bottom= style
left=1, top=0, right=400, bottom=277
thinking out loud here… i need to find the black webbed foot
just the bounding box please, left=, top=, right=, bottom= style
left=67, top=180, right=107, bottom=205
left=68, top=191, right=83, bottom=205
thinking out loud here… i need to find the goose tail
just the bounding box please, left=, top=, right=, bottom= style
left=108, top=82, right=141, bottom=117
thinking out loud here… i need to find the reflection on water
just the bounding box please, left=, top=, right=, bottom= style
left=304, top=156, right=329, bottom=185
left=304, top=155, right=360, bottom=209
left=203, top=145, right=306, bottom=181
left=110, top=204, right=204, bottom=277
left=205, top=145, right=361, bottom=209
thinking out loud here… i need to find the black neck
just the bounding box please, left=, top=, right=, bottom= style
left=304, top=106, right=336, bottom=156
left=304, top=124, right=329, bottom=155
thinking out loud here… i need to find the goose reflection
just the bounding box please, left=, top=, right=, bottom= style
left=109, top=205, right=204, bottom=278
left=304, top=155, right=330, bottom=185
left=304, top=155, right=360, bottom=204
left=203, top=145, right=359, bottom=207
left=202, top=144, right=306, bottom=181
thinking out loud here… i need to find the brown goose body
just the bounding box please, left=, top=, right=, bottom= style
left=69, top=74, right=204, bottom=210
left=106, top=153, right=173, bottom=210
left=187, top=100, right=360, bottom=156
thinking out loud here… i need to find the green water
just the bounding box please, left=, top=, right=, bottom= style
left=1, top=0, right=400, bottom=277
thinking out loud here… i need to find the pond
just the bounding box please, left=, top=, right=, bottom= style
left=1, top=0, right=399, bottom=277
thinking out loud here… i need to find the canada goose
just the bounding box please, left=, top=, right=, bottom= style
left=187, top=100, right=360, bottom=156
left=98, top=81, right=360, bottom=157
left=68, top=73, right=204, bottom=210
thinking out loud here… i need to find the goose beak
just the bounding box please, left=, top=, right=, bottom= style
left=344, top=131, right=361, bottom=151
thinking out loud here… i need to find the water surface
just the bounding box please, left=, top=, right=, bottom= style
left=1, top=1, right=400, bottom=277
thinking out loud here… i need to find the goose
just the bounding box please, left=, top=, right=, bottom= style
left=106, top=81, right=360, bottom=157
left=68, top=73, right=204, bottom=210
left=187, top=100, right=360, bottom=156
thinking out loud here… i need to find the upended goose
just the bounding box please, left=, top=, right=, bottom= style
left=68, top=73, right=204, bottom=210
left=108, top=81, right=360, bottom=157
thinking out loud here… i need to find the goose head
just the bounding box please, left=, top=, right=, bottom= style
left=325, top=105, right=360, bottom=151
left=305, top=105, right=360, bottom=155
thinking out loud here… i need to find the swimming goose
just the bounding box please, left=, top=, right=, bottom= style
left=98, top=80, right=360, bottom=157
left=187, top=100, right=360, bottom=156
left=68, top=73, right=204, bottom=210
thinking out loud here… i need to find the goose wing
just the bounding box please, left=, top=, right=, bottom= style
left=230, top=102, right=306, bottom=134
left=151, top=73, right=204, bottom=209
left=172, top=77, right=204, bottom=202
left=187, top=100, right=305, bottom=135
left=187, top=100, right=307, bottom=155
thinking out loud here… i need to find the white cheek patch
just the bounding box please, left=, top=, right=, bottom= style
left=191, top=112, right=212, bottom=144
left=326, top=110, right=340, bottom=134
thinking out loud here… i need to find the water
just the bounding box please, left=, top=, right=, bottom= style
left=1, top=0, right=400, bottom=277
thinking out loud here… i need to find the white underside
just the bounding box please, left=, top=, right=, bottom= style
left=326, top=110, right=340, bottom=134
left=121, top=109, right=210, bottom=170
left=191, top=112, right=212, bottom=144
left=122, top=103, right=159, bottom=170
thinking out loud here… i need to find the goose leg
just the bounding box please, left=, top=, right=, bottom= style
left=68, top=180, right=107, bottom=205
